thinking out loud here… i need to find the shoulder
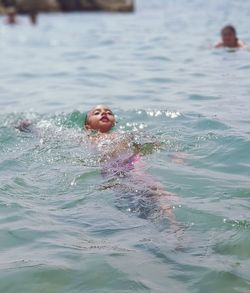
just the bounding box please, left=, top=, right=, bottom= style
left=237, top=39, right=246, bottom=48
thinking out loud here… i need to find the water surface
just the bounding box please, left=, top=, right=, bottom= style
left=0, top=0, right=250, bottom=292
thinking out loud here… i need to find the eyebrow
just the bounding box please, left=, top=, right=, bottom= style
left=93, top=108, right=113, bottom=113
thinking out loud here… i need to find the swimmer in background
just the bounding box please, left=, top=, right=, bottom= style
left=27, top=0, right=39, bottom=25
left=4, top=4, right=17, bottom=24
left=29, top=10, right=38, bottom=25
left=214, top=25, right=246, bottom=49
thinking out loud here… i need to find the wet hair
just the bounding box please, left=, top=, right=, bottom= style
left=84, top=112, right=88, bottom=126
left=83, top=112, right=90, bottom=130
left=221, top=25, right=237, bottom=36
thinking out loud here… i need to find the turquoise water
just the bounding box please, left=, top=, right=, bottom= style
left=1, top=0, right=250, bottom=292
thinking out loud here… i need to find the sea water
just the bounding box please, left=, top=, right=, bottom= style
left=0, top=0, right=250, bottom=292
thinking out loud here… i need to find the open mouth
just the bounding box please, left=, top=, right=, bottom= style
left=100, top=116, right=109, bottom=122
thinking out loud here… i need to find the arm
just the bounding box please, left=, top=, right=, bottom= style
left=214, top=41, right=223, bottom=48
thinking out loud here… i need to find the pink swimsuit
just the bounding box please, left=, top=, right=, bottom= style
left=101, top=153, right=140, bottom=178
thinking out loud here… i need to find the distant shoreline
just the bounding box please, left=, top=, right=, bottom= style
left=0, top=0, right=135, bottom=14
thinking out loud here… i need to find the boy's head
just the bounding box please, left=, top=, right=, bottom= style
left=84, top=105, right=116, bottom=133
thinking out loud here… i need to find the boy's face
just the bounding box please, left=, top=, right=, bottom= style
left=85, top=105, right=116, bottom=133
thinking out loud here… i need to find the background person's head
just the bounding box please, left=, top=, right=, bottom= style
left=221, top=25, right=238, bottom=47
